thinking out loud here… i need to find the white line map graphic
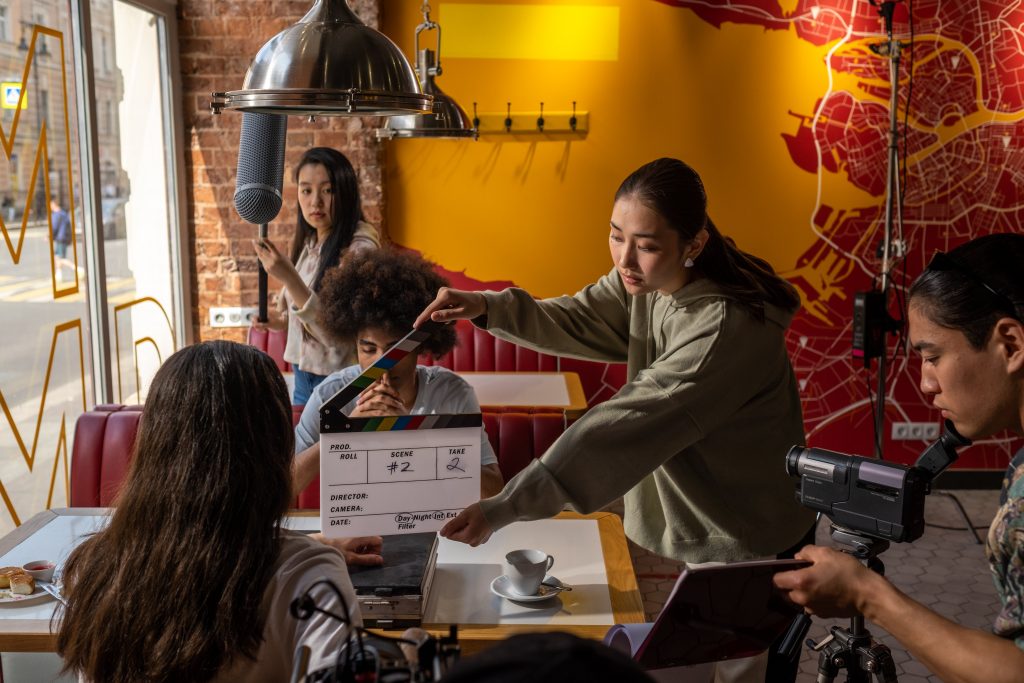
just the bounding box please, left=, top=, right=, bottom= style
left=657, top=0, right=1024, bottom=467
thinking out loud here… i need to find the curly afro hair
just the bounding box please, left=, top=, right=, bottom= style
left=317, top=248, right=457, bottom=358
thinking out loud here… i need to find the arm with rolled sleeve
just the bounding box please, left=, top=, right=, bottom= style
left=479, top=300, right=776, bottom=530
left=479, top=269, right=631, bottom=363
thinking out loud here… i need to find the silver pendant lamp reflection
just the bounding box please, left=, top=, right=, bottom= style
left=378, top=2, right=477, bottom=139
left=211, top=0, right=432, bottom=117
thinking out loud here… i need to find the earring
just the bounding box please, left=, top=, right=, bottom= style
left=684, top=257, right=695, bottom=268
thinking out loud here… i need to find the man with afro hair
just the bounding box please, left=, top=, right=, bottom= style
left=292, top=248, right=504, bottom=505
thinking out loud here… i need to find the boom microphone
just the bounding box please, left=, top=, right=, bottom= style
left=234, top=112, right=287, bottom=323
left=234, top=112, right=288, bottom=224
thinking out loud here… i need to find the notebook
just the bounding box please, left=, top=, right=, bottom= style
left=605, top=558, right=810, bottom=669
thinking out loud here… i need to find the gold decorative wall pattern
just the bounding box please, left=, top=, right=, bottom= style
left=113, top=297, right=176, bottom=404
left=0, top=320, right=87, bottom=526
left=0, top=22, right=87, bottom=531
left=0, top=25, right=79, bottom=299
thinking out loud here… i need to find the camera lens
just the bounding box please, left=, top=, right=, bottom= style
left=785, top=446, right=806, bottom=476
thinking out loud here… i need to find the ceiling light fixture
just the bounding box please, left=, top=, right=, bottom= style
left=211, top=0, right=432, bottom=117
left=377, top=2, right=477, bottom=140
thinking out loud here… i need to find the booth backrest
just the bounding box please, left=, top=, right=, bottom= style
left=71, top=406, right=567, bottom=511
left=69, top=404, right=144, bottom=507
left=483, top=411, right=567, bottom=483
left=247, top=327, right=290, bottom=373
left=421, top=320, right=625, bottom=408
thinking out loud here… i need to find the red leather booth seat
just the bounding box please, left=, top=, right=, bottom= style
left=247, top=327, right=290, bottom=373
left=69, top=404, right=144, bottom=507
left=421, top=320, right=625, bottom=407
left=483, top=411, right=566, bottom=484
left=247, top=319, right=624, bottom=409
left=71, top=406, right=566, bottom=511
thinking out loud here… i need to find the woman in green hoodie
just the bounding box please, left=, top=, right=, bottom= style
left=418, top=157, right=814, bottom=681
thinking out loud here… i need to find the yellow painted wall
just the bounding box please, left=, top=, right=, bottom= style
left=381, top=0, right=871, bottom=297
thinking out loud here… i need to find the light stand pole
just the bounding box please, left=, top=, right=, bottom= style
left=867, top=0, right=905, bottom=459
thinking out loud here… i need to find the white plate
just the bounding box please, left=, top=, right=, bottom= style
left=490, top=574, right=564, bottom=602
left=0, top=584, right=53, bottom=605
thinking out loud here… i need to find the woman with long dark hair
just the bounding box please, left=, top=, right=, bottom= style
left=57, top=341, right=360, bottom=682
left=254, top=146, right=380, bottom=404
left=416, top=157, right=814, bottom=681
left=775, top=233, right=1024, bottom=683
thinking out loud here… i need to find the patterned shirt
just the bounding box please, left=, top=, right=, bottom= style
left=986, top=447, right=1024, bottom=649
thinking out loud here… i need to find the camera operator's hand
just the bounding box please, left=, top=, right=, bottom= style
left=440, top=502, right=493, bottom=546
left=772, top=545, right=879, bottom=618
left=310, top=533, right=384, bottom=566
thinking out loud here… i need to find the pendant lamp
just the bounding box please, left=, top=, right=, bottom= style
left=377, top=2, right=477, bottom=139
left=211, top=0, right=432, bottom=117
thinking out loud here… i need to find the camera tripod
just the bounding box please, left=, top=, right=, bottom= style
left=812, top=527, right=899, bottom=682
left=779, top=525, right=899, bottom=683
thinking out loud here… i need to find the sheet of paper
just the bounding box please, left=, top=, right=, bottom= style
left=320, top=422, right=480, bottom=537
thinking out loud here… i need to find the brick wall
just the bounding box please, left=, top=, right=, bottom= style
left=178, top=0, right=385, bottom=341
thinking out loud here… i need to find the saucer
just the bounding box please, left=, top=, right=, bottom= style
left=490, top=574, right=563, bottom=602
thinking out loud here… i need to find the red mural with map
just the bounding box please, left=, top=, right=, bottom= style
left=653, top=0, right=1024, bottom=468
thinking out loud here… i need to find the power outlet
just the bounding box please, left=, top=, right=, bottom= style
left=891, top=422, right=941, bottom=441
left=209, top=306, right=260, bottom=328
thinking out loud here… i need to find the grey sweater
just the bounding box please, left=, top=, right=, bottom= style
left=477, top=269, right=815, bottom=563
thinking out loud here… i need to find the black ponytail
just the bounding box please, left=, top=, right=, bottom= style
left=615, top=158, right=799, bottom=320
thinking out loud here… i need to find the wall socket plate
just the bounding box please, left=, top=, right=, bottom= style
left=209, top=306, right=259, bottom=328
left=891, top=422, right=941, bottom=441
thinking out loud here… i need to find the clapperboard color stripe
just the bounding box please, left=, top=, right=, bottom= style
left=321, top=320, right=483, bottom=433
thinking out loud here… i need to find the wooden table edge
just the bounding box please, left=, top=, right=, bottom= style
left=0, top=510, right=643, bottom=654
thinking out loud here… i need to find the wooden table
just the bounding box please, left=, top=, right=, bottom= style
left=0, top=509, right=643, bottom=655
left=458, top=371, right=588, bottom=417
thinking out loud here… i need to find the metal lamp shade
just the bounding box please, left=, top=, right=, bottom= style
left=379, top=48, right=477, bottom=139
left=383, top=79, right=476, bottom=139
left=211, top=0, right=432, bottom=116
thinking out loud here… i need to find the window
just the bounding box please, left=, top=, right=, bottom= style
left=0, top=0, right=187, bottom=538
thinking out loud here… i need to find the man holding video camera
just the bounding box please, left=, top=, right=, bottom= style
left=774, top=234, right=1024, bottom=683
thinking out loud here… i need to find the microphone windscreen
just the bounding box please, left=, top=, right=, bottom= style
left=234, top=112, right=288, bottom=225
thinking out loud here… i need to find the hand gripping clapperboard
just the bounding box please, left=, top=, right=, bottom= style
left=319, top=321, right=481, bottom=538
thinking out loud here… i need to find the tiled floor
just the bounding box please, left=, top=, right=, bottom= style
left=622, top=489, right=1001, bottom=683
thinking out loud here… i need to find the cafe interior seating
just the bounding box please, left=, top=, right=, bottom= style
left=247, top=320, right=625, bottom=410
left=70, top=404, right=568, bottom=510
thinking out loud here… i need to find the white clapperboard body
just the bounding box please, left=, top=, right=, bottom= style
left=319, top=322, right=481, bottom=537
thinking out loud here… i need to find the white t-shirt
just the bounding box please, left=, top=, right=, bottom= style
left=296, top=364, right=498, bottom=467
left=212, top=531, right=361, bottom=682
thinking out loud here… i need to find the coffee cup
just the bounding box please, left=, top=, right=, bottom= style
left=504, top=549, right=555, bottom=596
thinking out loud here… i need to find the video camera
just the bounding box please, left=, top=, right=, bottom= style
left=785, top=420, right=972, bottom=545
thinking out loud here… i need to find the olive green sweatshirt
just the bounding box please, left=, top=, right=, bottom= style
left=477, top=269, right=815, bottom=563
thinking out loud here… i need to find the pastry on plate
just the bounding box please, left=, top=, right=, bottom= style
left=8, top=572, right=34, bottom=595
left=0, top=567, right=25, bottom=589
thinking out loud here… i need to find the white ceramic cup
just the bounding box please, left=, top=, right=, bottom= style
left=504, top=548, right=555, bottom=596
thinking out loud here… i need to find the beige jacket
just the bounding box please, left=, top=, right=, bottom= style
left=281, top=220, right=379, bottom=375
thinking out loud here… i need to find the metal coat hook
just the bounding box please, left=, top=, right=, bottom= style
left=504, top=102, right=512, bottom=132
left=570, top=101, right=577, bottom=132
left=537, top=102, right=545, bottom=131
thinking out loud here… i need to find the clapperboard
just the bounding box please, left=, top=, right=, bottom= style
left=319, top=321, right=481, bottom=537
